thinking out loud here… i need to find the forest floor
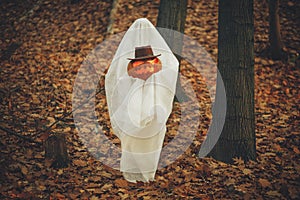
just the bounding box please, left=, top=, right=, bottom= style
left=0, top=0, right=299, bottom=199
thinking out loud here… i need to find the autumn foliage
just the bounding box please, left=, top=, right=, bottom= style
left=0, top=0, right=299, bottom=199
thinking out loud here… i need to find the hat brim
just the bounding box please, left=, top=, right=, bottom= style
left=127, top=54, right=161, bottom=61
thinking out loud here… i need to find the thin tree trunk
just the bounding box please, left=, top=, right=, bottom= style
left=208, top=0, right=256, bottom=163
left=269, top=0, right=284, bottom=60
left=45, top=133, right=69, bottom=168
left=156, top=0, right=190, bottom=102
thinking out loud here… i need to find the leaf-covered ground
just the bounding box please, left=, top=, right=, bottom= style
left=0, top=0, right=299, bottom=199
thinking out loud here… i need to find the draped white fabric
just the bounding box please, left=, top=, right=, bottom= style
left=105, top=18, right=178, bottom=182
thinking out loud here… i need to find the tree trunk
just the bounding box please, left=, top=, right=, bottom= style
left=156, top=0, right=190, bottom=102
left=269, top=0, right=284, bottom=60
left=45, top=133, right=69, bottom=168
left=208, top=0, right=256, bottom=163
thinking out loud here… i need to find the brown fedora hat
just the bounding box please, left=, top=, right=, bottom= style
left=128, top=45, right=161, bottom=61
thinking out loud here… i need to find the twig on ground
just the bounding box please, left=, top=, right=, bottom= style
left=0, top=125, right=42, bottom=145
left=34, top=87, right=105, bottom=138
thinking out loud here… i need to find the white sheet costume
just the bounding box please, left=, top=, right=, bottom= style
left=105, top=18, right=178, bottom=182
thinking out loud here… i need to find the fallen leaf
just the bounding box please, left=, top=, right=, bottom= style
left=292, top=146, right=300, bottom=154
left=266, top=190, right=281, bottom=197
left=55, top=193, right=65, bottom=200
left=101, top=184, right=113, bottom=191
left=115, top=179, right=128, bottom=187
left=21, top=166, right=28, bottom=175
left=90, top=196, right=100, bottom=200
left=73, top=159, right=87, bottom=167
left=57, top=169, right=64, bottom=175
left=242, top=168, right=252, bottom=175
left=225, top=178, right=235, bottom=186
left=39, top=185, right=46, bottom=191
left=259, top=178, right=271, bottom=188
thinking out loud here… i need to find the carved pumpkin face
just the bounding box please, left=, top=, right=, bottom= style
left=127, top=57, right=162, bottom=81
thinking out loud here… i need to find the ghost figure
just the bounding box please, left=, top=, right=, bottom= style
left=105, top=18, right=178, bottom=183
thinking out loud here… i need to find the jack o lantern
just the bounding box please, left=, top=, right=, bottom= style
left=127, top=45, right=162, bottom=81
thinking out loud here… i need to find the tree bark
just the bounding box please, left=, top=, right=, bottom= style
left=156, top=0, right=190, bottom=102
left=45, top=133, right=69, bottom=168
left=208, top=0, right=256, bottom=163
left=269, top=0, right=284, bottom=60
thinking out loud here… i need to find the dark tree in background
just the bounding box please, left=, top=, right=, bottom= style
left=156, top=0, right=189, bottom=102
left=209, top=0, right=256, bottom=163
left=269, top=0, right=284, bottom=60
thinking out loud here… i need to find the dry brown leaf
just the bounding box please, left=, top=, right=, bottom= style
left=90, top=176, right=102, bottom=182
left=34, top=153, right=43, bottom=159
left=86, top=183, right=99, bottom=188
left=266, top=190, right=281, bottom=197
left=57, top=169, right=64, bottom=175
left=101, top=183, right=113, bottom=191
left=100, top=171, right=112, bottom=178
left=233, top=157, right=245, bottom=166
left=242, top=168, right=252, bottom=175
left=292, top=146, right=300, bottom=154
left=39, top=185, right=46, bottom=191
left=55, top=193, right=65, bottom=199
left=259, top=178, right=271, bottom=188
left=21, top=166, right=28, bottom=175
left=73, top=159, right=87, bottom=167
left=115, top=179, right=128, bottom=187
left=225, top=178, right=235, bottom=186
left=90, top=196, right=100, bottom=200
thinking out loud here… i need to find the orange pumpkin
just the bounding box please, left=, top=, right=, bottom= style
left=127, top=57, right=162, bottom=81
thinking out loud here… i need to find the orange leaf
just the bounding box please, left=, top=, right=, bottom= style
left=293, top=146, right=300, bottom=154
left=73, top=159, right=87, bottom=167
left=115, top=179, right=128, bottom=187
left=55, top=193, right=65, bottom=200
left=259, top=178, right=271, bottom=188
